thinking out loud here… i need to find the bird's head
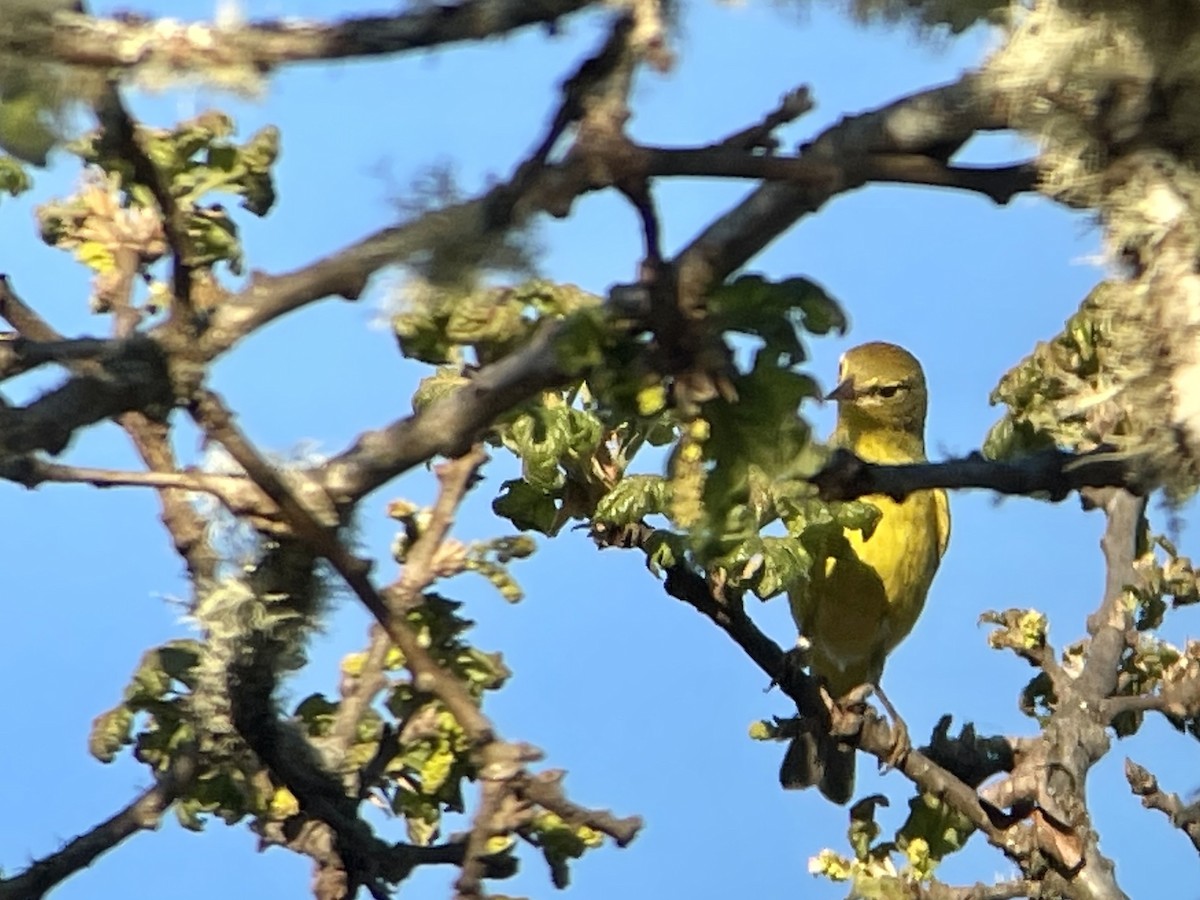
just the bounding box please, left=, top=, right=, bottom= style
left=827, top=341, right=929, bottom=436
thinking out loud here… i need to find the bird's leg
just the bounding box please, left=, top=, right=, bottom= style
left=870, top=683, right=910, bottom=772
left=773, top=638, right=836, bottom=724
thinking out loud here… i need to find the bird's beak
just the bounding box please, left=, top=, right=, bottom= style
left=824, top=377, right=857, bottom=403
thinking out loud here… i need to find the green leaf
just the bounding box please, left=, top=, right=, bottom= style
left=493, top=479, right=558, bottom=534
left=722, top=535, right=812, bottom=599
left=833, top=499, right=883, bottom=542
left=644, top=529, right=687, bottom=576
left=501, top=403, right=603, bottom=492
left=445, top=292, right=527, bottom=350
left=896, top=791, right=975, bottom=874
left=594, top=475, right=669, bottom=525
left=88, top=707, right=134, bottom=763
left=707, top=273, right=846, bottom=367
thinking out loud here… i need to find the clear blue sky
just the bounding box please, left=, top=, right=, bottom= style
left=2, top=2, right=1196, bottom=898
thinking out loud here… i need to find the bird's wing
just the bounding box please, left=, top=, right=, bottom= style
left=934, top=488, right=951, bottom=559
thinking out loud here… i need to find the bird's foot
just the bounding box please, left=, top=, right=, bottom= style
left=823, top=683, right=870, bottom=737
left=871, top=684, right=911, bottom=772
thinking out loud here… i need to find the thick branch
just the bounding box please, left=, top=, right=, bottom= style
left=920, top=881, right=1040, bottom=900
left=1080, top=489, right=1146, bottom=698
left=1026, top=489, right=1143, bottom=900
left=0, top=354, right=171, bottom=457
left=318, top=319, right=567, bottom=504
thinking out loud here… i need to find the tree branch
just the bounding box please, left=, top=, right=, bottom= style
left=317, top=318, right=568, bottom=504
left=811, top=448, right=1152, bottom=504
left=200, top=10, right=640, bottom=359
left=1080, top=489, right=1146, bottom=697
left=14, top=2, right=600, bottom=71
left=655, top=560, right=1046, bottom=871
left=0, top=757, right=194, bottom=900
left=674, top=72, right=1007, bottom=288
left=188, top=388, right=496, bottom=745
left=1124, top=759, right=1200, bottom=854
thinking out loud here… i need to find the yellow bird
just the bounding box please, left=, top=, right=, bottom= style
left=782, top=342, right=950, bottom=803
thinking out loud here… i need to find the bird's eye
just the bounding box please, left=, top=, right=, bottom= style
left=877, top=384, right=901, bottom=399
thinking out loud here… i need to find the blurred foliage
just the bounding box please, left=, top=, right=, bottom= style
left=526, top=811, right=604, bottom=889
left=393, top=270, right=860, bottom=612
left=985, top=282, right=1123, bottom=462
left=390, top=162, right=541, bottom=288
left=37, top=111, right=278, bottom=314
left=89, top=584, right=516, bottom=842
left=983, top=280, right=1193, bottom=498
left=0, top=4, right=105, bottom=169
left=835, top=0, right=1008, bottom=34
left=986, top=1, right=1200, bottom=208
left=0, top=152, right=30, bottom=199
left=984, top=3, right=1200, bottom=502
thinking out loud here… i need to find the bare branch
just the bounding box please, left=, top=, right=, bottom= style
left=318, top=319, right=568, bottom=504
left=0, top=757, right=194, bottom=900
left=634, top=147, right=1035, bottom=205
left=0, top=277, right=221, bottom=583
left=0, top=335, right=117, bottom=380
left=517, top=770, right=642, bottom=847
left=1100, top=679, right=1200, bottom=722
left=674, top=73, right=1007, bottom=288
left=811, top=448, right=1151, bottom=504
left=1124, top=759, right=1200, bottom=854
left=4, top=457, right=222, bottom=491
left=14, top=2, right=600, bottom=72
left=715, top=86, right=814, bottom=151
left=329, top=626, right=393, bottom=769
left=204, top=11, right=640, bottom=359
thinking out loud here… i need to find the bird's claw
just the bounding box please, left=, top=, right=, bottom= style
left=871, top=684, right=911, bottom=772
left=883, top=714, right=910, bottom=771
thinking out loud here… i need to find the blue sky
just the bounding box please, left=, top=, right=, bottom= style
left=1, top=2, right=1197, bottom=898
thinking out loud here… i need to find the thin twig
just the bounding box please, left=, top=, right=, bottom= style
left=188, top=388, right=496, bottom=744
left=1124, top=759, right=1200, bottom=854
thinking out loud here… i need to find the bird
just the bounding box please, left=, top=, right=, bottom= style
left=781, top=341, right=950, bottom=804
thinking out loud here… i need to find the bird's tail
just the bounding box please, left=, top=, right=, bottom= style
left=779, top=723, right=855, bottom=805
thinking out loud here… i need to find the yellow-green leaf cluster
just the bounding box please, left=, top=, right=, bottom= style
left=527, top=811, right=605, bottom=889
left=39, top=111, right=279, bottom=315
left=985, top=282, right=1125, bottom=462
left=809, top=789, right=974, bottom=896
